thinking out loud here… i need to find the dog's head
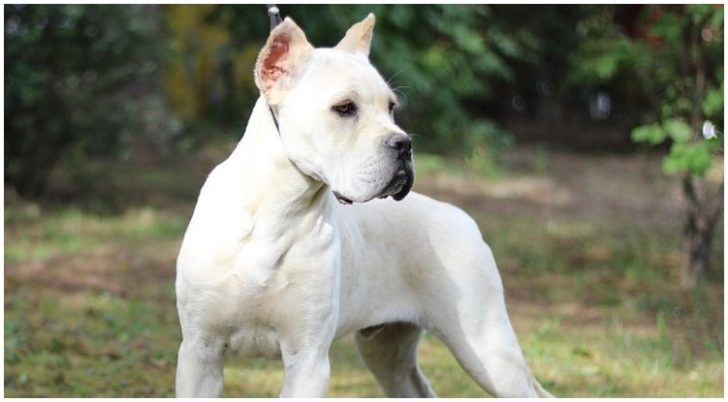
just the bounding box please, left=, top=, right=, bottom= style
left=254, top=14, right=414, bottom=204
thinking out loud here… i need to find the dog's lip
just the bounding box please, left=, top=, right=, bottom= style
left=333, top=191, right=353, bottom=205
left=381, top=166, right=414, bottom=201
left=390, top=171, right=413, bottom=201
left=381, top=171, right=407, bottom=196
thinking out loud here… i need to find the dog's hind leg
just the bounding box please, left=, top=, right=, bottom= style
left=354, top=322, right=437, bottom=397
left=434, top=318, right=549, bottom=398
left=427, top=242, right=552, bottom=398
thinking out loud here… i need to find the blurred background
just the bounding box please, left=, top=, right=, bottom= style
left=4, top=4, right=724, bottom=397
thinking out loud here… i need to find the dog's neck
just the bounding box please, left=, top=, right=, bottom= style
left=227, top=97, right=330, bottom=234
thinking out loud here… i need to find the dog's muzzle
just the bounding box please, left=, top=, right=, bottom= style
left=381, top=133, right=414, bottom=201
left=333, top=161, right=413, bottom=205
left=333, top=134, right=415, bottom=205
left=379, top=160, right=414, bottom=201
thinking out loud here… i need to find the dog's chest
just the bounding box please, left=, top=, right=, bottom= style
left=186, top=266, right=296, bottom=358
left=180, top=235, right=339, bottom=357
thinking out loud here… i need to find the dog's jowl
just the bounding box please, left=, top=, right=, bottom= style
left=175, top=13, right=552, bottom=398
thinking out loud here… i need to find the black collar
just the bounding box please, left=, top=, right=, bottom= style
left=269, top=105, right=281, bottom=134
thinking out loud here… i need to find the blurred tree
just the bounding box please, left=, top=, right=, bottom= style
left=5, top=5, right=171, bottom=198
left=163, top=5, right=254, bottom=127
left=568, top=5, right=724, bottom=287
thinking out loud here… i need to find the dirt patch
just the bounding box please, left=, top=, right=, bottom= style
left=415, top=149, right=689, bottom=226
left=5, top=247, right=176, bottom=299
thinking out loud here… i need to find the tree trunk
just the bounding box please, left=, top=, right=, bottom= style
left=683, top=210, right=714, bottom=289
left=678, top=15, right=723, bottom=289
left=681, top=177, right=723, bottom=289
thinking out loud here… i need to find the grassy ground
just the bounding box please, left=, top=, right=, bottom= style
left=4, top=144, right=724, bottom=397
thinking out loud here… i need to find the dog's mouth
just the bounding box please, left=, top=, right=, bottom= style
left=333, top=163, right=414, bottom=205
left=378, top=164, right=414, bottom=201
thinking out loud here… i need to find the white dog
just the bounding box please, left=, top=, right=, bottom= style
left=175, top=14, right=552, bottom=398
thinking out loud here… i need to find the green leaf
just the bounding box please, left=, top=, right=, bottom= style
left=709, top=8, right=724, bottom=28
left=663, top=119, right=693, bottom=143
left=651, top=12, right=682, bottom=44
left=675, top=97, right=694, bottom=114
left=703, top=86, right=724, bottom=117
left=662, top=145, right=687, bottom=174
left=631, top=123, right=666, bottom=145
left=662, top=142, right=713, bottom=176
left=594, top=54, right=619, bottom=80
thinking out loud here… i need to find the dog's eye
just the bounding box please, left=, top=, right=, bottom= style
left=388, top=101, right=397, bottom=115
left=332, top=101, right=357, bottom=117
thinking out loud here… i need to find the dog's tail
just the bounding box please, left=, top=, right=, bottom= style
left=530, top=371, right=555, bottom=398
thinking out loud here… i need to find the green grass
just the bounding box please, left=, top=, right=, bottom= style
left=4, top=153, right=724, bottom=397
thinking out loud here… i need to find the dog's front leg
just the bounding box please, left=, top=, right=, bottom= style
left=279, top=346, right=331, bottom=397
left=276, top=299, right=338, bottom=398
left=175, top=337, right=225, bottom=397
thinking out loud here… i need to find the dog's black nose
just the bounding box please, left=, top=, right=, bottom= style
left=385, top=134, right=412, bottom=159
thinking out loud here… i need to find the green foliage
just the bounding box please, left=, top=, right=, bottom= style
left=211, top=5, right=537, bottom=159
left=631, top=117, right=721, bottom=176
left=640, top=6, right=722, bottom=178
left=631, top=123, right=666, bottom=145
left=5, top=5, right=173, bottom=198
left=566, top=7, right=651, bottom=89
left=569, top=5, right=724, bottom=178
left=632, top=118, right=719, bottom=176
left=663, top=119, right=693, bottom=143
left=631, top=117, right=720, bottom=177
left=5, top=4, right=723, bottom=200
left=702, top=84, right=723, bottom=117
left=663, top=142, right=715, bottom=176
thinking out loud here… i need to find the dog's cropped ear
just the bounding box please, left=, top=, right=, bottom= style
left=254, top=18, right=314, bottom=105
left=335, top=13, right=375, bottom=57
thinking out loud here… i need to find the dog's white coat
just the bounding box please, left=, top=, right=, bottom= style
left=175, top=15, right=551, bottom=398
